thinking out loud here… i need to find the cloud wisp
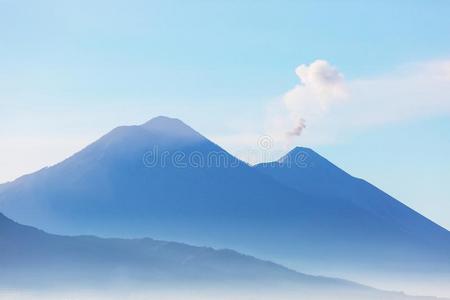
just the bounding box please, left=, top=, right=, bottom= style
left=286, top=118, right=306, bottom=137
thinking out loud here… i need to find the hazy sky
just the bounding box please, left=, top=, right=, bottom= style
left=1, top=0, right=449, bottom=228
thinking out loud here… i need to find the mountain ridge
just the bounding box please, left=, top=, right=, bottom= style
left=0, top=211, right=349, bottom=287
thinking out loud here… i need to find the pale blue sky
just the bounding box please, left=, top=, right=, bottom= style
left=1, top=0, right=449, bottom=228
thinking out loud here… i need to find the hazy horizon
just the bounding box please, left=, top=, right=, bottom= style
left=1, top=1, right=449, bottom=299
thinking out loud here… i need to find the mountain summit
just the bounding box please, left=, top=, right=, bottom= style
left=141, top=116, right=204, bottom=140
left=258, top=146, right=352, bottom=188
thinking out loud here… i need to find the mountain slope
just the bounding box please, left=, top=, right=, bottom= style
left=0, top=211, right=348, bottom=287
left=254, top=147, right=450, bottom=246
left=0, top=116, right=449, bottom=281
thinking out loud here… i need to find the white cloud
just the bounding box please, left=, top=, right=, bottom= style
left=284, top=60, right=347, bottom=119
left=286, top=59, right=347, bottom=110
left=267, top=59, right=450, bottom=147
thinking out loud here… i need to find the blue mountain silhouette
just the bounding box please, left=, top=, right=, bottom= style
left=0, top=116, right=449, bottom=280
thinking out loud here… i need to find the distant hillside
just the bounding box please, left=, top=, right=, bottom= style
left=0, top=211, right=340, bottom=287
left=1, top=212, right=446, bottom=300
